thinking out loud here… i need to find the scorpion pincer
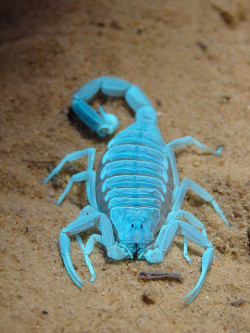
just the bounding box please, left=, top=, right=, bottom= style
left=43, top=77, right=230, bottom=304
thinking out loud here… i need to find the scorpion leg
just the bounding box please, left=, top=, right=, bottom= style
left=165, top=136, right=224, bottom=202
left=59, top=206, right=101, bottom=287
left=43, top=148, right=97, bottom=208
left=167, top=210, right=207, bottom=263
left=75, top=233, right=101, bottom=283
left=165, top=145, right=180, bottom=200
left=60, top=207, right=131, bottom=287
left=143, top=220, right=214, bottom=304
left=172, top=178, right=230, bottom=227
left=56, top=170, right=97, bottom=208
left=167, top=136, right=222, bottom=156
left=167, top=210, right=207, bottom=237
left=43, top=148, right=95, bottom=183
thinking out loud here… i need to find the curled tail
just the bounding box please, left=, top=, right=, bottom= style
left=72, top=76, right=157, bottom=137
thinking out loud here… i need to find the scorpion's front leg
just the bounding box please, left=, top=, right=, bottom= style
left=167, top=209, right=208, bottom=264
left=141, top=220, right=214, bottom=304
left=60, top=205, right=101, bottom=287
left=60, top=206, right=132, bottom=287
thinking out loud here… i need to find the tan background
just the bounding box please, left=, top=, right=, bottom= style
left=0, top=0, right=249, bottom=332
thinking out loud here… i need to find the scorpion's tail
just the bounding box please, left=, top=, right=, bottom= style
left=72, top=76, right=157, bottom=137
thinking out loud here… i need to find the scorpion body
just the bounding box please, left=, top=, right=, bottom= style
left=96, top=117, right=174, bottom=255
left=43, top=77, right=230, bottom=304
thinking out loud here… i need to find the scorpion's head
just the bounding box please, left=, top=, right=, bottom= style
left=110, top=207, right=160, bottom=257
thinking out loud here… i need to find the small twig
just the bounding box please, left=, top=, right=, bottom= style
left=139, top=271, right=183, bottom=282
left=230, top=300, right=247, bottom=307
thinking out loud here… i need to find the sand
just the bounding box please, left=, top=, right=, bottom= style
left=0, top=0, right=249, bottom=332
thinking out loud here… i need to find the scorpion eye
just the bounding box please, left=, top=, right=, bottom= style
left=131, top=224, right=134, bottom=228
left=140, top=224, right=143, bottom=229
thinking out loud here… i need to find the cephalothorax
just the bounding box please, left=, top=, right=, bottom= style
left=43, top=77, right=230, bottom=304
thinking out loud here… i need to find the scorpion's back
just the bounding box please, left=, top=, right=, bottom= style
left=96, top=118, right=174, bottom=238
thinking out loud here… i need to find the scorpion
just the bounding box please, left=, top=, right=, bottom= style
left=43, top=77, right=230, bottom=304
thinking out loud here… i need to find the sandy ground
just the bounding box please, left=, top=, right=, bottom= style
left=0, top=1, right=250, bottom=332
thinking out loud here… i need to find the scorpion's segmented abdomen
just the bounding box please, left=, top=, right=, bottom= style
left=96, top=124, right=174, bottom=230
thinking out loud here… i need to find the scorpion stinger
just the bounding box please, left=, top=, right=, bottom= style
left=43, top=76, right=230, bottom=304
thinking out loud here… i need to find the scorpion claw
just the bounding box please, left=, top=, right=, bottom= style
left=107, top=243, right=132, bottom=260
left=184, top=247, right=214, bottom=304
left=59, top=232, right=84, bottom=288
left=62, top=254, right=84, bottom=288
left=143, top=248, right=164, bottom=263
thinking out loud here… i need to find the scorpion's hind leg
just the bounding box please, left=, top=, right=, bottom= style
left=142, top=220, right=214, bottom=304
left=43, top=148, right=97, bottom=208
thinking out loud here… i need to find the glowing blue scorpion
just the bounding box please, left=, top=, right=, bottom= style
left=43, top=77, right=230, bottom=304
